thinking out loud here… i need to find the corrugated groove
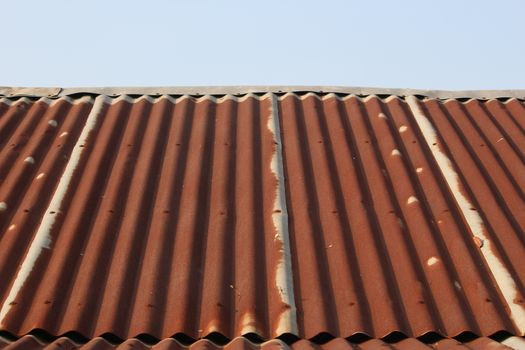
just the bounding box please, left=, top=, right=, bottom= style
left=0, top=95, right=294, bottom=339
left=1, top=92, right=525, bottom=341
left=1, top=335, right=524, bottom=350
left=0, top=98, right=94, bottom=307
left=279, top=94, right=520, bottom=337
left=418, top=98, right=525, bottom=331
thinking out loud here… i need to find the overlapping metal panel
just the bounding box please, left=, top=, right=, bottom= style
left=0, top=90, right=524, bottom=344
left=278, top=94, right=525, bottom=338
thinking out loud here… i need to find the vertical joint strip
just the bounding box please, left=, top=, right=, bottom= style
left=406, top=95, right=525, bottom=333
left=0, top=95, right=107, bottom=325
left=268, top=93, right=298, bottom=335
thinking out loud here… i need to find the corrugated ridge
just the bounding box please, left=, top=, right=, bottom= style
left=0, top=95, right=291, bottom=339
left=1, top=93, right=525, bottom=340
left=1, top=333, right=524, bottom=350
left=418, top=98, right=525, bottom=331
left=0, top=97, right=95, bottom=305
left=279, top=94, right=524, bottom=337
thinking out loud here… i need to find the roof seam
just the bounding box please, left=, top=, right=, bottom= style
left=268, top=93, right=298, bottom=335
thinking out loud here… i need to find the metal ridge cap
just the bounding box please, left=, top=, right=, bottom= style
left=1, top=86, right=525, bottom=99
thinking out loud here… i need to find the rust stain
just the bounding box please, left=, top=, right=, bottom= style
left=0, top=91, right=525, bottom=341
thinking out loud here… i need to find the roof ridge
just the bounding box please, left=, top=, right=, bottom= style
left=1, top=86, right=525, bottom=99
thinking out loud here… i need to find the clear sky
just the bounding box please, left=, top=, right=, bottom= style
left=2, top=0, right=524, bottom=89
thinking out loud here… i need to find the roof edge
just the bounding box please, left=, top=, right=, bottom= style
left=1, top=86, right=525, bottom=99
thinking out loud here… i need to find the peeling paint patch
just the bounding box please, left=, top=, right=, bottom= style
left=399, top=125, right=408, bottom=133
left=391, top=149, right=401, bottom=156
left=0, top=202, right=7, bottom=212
left=378, top=113, right=388, bottom=119
left=416, top=167, right=424, bottom=173
left=48, top=120, right=58, bottom=127
left=24, top=156, right=35, bottom=164
left=0, top=96, right=108, bottom=325
left=502, top=336, right=525, bottom=350
left=407, top=95, right=525, bottom=332
left=427, top=257, right=439, bottom=266
left=407, top=196, right=419, bottom=205
left=267, top=94, right=297, bottom=336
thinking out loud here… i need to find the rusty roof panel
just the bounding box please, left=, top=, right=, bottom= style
left=0, top=91, right=525, bottom=342
left=279, top=94, right=525, bottom=338
left=0, top=95, right=293, bottom=340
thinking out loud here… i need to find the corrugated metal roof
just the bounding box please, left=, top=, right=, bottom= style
left=1, top=335, right=524, bottom=350
left=0, top=88, right=524, bottom=346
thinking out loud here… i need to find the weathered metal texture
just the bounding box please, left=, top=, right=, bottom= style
left=0, top=94, right=292, bottom=340
left=278, top=94, right=525, bottom=338
left=1, top=336, right=523, bottom=350
left=1, top=91, right=525, bottom=342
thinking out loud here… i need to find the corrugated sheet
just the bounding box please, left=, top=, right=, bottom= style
left=1, top=336, right=524, bottom=350
left=0, top=91, right=525, bottom=343
left=279, top=94, right=525, bottom=338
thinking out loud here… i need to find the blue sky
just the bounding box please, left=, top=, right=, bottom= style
left=2, top=0, right=524, bottom=89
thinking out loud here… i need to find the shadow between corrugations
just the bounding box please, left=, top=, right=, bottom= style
left=0, top=328, right=523, bottom=348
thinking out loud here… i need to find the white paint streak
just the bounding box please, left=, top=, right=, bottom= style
left=399, top=125, right=408, bottom=133
left=0, top=96, right=108, bottom=325
left=24, top=156, right=35, bottom=164
left=268, top=94, right=297, bottom=335
left=8, top=224, right=16, bottom=231
left=406, top=95, right=525, bottom=332
left=59, top=132, right=68, bottom=138
left=416, top=167, right=423, bottom=173
left=427, top=257, right=439, bottom=266
left=378, top=112, right=388, bottom=119
left=36, top=173, right=45, bottom=180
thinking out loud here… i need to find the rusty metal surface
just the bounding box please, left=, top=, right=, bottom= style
left=0, top=91, right=525, bottom=342
left=0, top=336, right=523, bottom=350
left=279, top=94, right=525, bottom=338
